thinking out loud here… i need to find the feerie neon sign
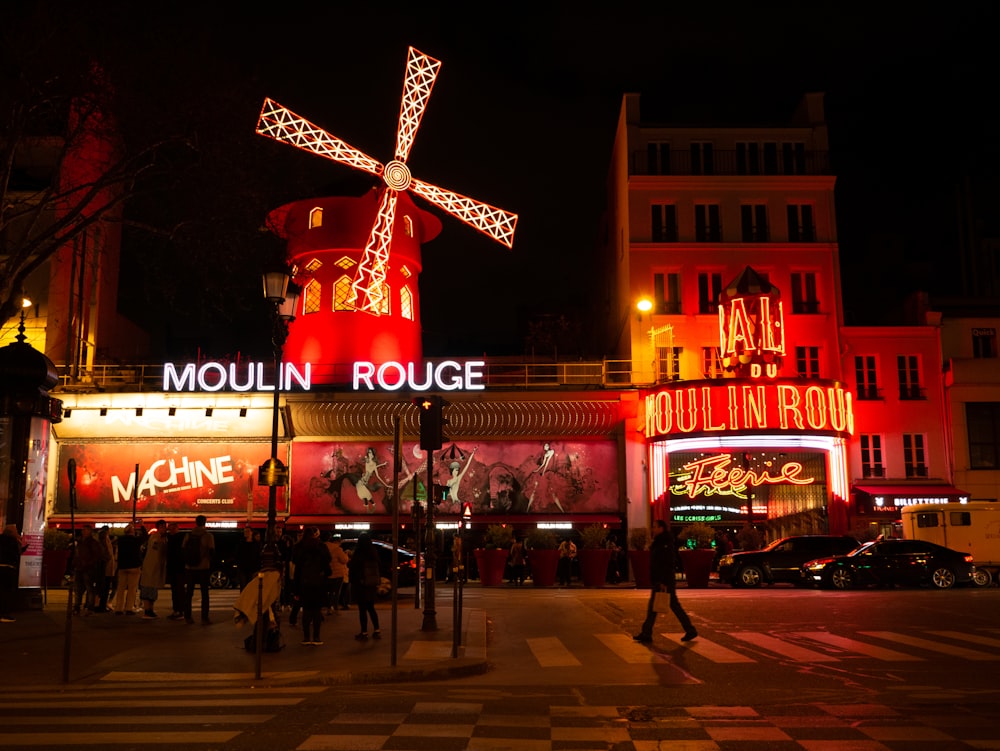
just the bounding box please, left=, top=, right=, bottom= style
left=352, top=360, right=486, bottom=391
left=645, top=380, right=854, bottom=438
left=164, top=362, right=311, bottom=392
left=670, top=454, right=815, bottom=500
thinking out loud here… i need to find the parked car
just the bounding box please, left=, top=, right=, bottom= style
left=717, top=535, right=860, bottom=587
left=800, top=538, right=976, bottom=590
left=340, top=538, right=421, bottom=590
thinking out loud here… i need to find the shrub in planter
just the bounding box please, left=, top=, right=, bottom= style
left=524, top=528, right=559, bottom=586
left=578, top=524, right=608, bottom=550
left=482, top=523, right=514, bottom=550
left=678, top=522, right=716, bottom=588
left=577, top=525, right=612, bottom=587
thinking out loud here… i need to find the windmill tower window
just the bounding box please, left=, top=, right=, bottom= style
left=303, top=278, right=322, bottom=315
left=334, top=275, right=354, bottom=311
left=400, top=285, right=414, bottom=320
left=309, top=207, right=323, bottom=228
left=403, top=215, right=414, bottom=237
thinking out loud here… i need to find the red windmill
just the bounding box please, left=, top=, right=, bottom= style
left=257, top=47, right=518, bottom=381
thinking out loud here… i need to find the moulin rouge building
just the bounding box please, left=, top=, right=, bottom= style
left=5, top=62, right=982, bottom=588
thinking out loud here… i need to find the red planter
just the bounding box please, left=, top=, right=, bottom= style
left=579, top=548, right=614, bottom=587
left=678, top=548, right=716, bottom=588
left=42, top=549, right=71, bottom=587
left=628, top=550, right=651, bottom=589
left=474, top=548, right=509, bottom=586
left=527, top=549, right=559, bottom=587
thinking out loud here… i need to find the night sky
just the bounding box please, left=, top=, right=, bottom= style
left=6, top=3, right=998, bottom=358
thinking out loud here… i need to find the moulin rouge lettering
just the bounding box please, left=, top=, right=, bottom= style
left=163, top=362, right=311, bottom=392
left=111, top=454, right=236, bottom=504
left=352, top=360, right=486, bottom=391
left=670, top=454, right=815, bottom=500
left=645, top=381, right=854, bottom=438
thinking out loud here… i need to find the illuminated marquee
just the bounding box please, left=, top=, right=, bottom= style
left=164, top=362, right=311, bottom=392
left=669, top=454, right=816, bottom=500
left=645, top=380, right=854, bottom=439
left=718, top=266, right=785, bottom=378
left=352, top=360, right=485, bottom=391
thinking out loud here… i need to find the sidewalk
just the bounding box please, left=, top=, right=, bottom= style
left=1, top=587, right=488, bottom=689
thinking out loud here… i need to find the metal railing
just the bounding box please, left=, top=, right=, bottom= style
left=631, top=149, right=830, bottom=177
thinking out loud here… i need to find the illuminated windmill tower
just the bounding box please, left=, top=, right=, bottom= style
left=258, top=47, right=517, bottom=384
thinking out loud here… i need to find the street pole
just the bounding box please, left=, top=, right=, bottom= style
left=422, top=447, right=437, bottom=631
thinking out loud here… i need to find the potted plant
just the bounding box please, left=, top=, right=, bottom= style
left=474, top=524, right=513, bottom=586
left=577, top=524, right=612, bottom=587
left=678, top=522, right=716, bottom=588
left=43, top=527, right=73, bottom=587
left=627, top=526, right=651, bottom=588
left=524, top=527, right=559, bottom=586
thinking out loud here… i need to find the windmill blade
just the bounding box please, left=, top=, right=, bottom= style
left=349, top=187, right=398, bottom=315
left=257, top=98, right=383, bottom=177
left=410, top=177, right=517, bottom=248
left=395, top=47, right=441, bottom=163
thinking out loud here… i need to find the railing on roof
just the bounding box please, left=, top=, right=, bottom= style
left=630, top=149, right=831, bottom=176
left=52, top=360, right=645, bottom=392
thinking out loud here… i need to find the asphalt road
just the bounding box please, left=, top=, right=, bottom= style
left=2, top=584, right=999, bottom=750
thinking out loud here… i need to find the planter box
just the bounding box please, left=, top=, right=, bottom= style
left=628, top=549, right=651, bottom=589
left=473, top=548, right=509, bottom=586
left=579, top=548, right=613, bottom=588
left=678, top=548, right=715, bottom=588
left=527, top=549, right=559, bottom=587
left=42, top=549, right=71, bottom=587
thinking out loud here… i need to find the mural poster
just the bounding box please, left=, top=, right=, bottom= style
left=292, top=439, right=620, bottom=516
left=54, top=443, right=286, bottom=518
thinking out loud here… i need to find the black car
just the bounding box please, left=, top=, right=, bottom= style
left=717, top=535, right=860, bottom=587
left=339, top=538, right=421, bottom=590
left=801, top=538, right=975, bottom=590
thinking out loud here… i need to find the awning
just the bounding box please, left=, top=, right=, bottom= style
left=853, top=484, right=971, bottom=509
left=284, top=514, right=623, bottom=529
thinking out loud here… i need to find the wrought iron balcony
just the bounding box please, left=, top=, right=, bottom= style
left=631, top=149, right=831, bottom=177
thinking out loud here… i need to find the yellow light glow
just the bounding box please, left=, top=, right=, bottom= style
left=636, top=298, right=653, bottom=313
left=257, top=46, right=518, bottom=316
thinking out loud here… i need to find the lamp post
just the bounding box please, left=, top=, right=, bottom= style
left=260, top=270, right=300, bottom=568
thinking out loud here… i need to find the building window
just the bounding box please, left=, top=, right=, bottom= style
left=651, top=204, right=678, bottom=242
left=903, top=434, right=928, bottom=478
left=860, top=435, right=885, bottom=477
left=791, top=272, right=819, bottom=313
left=690, top=142, right=714, bottom=175
left=855, top=355, right=880, bottom=399
left=646, top=142, right=670, bottom=174
left=782, top=142, right=806, bottom=174
left=736, top=142, right=760, bottom=175
left=333, top=276, right=354, bottom=311
left=702, top=347, right=724, bottom=378
left=897, top=355, right=924, bottom=399
left=303, top=279, right=322, bottom=315
left=787, top=204, right=815, bottom=242
left=795, top=346, right=820, bottom=378
left=656, top=346, right=682, bottom=382
left=695, top=204, right=721, bottom=242
left=697, top=272, right=722, bottom=314
left=741, top=204, right=769, bottom=242
left=308, top=207, right=323, bottom=229
left=654, top=272, right=682, bottom=314
left=304, top=258, right=323, bottom=273
left=400, top=286, right=414, bottom=321
left=403, top=216, right=414, bottom=238
left=379, top=284, right=391, bottom=315
left=973, top=327, right=998, bottom=358
left=967, top=402, right=1000, bottom=469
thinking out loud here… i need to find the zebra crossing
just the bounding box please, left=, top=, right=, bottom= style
left=0, top=684, right=325, bottom=747
left=528, top=627, right=1000, bottom=668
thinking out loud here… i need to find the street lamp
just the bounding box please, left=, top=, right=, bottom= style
left=260, top=269, right=300, bottom=567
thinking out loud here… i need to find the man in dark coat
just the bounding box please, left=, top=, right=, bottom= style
left=634, top=519, right=697, bottom=644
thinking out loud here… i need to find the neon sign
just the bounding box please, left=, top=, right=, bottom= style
left=669, top=454, right=815, bottom=500
left=164, top=362, right=311, bottom=392
left=718, top=266, right=785, bottom=378
left=352, top=360, right=485, bottom=391
left=645, top=380, right=854, bottom=438
left=111, top=453, right=236, bottom=504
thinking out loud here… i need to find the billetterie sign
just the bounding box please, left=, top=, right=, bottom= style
left=645, top=379, right=854, bottom=438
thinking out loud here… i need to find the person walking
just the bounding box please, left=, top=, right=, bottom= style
left=557, top=537, right=576, bottom=587
left=293, top=527, right=332, bottom=645
left=508, top=535, right=526, bottom=586
left=634, top=519, right=697, bottom=644
left=182, top=515, right=215, bottom=625
left=324, top=532, right=349, bottom=614
left=0, top=524, right=25, bottom=623
left=139, top=519, right=168, bottom=619
left=72, top=524, right=105, bottom=615
left=165, top=522, right=186, bottom=620
left=113, top=525, right=142, bottom=615
left=96, top=526, right=116, bottom=612
left=347, top=533, right=381, bottom=640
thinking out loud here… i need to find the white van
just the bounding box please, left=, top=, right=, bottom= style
left=900, top=502, right=1000, bottom=587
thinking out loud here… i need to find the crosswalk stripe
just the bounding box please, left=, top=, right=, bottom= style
left=0, top=697, right=307, bottom=709
left=0, top=731, right=240, bottom=746
left=729, top=632, right=839, bottom=662
left=594, top=633, right=661, bottom=664
left=925, top=631, right=1000, bottom=650
left=526, top=637, right=581, bottom=667
left=659, top=633, right=755, bottom=663
left=862, top=631, right=1000, bottom=660
left=792, top=632, right=924, bottom=661
left=3, top=715, right=273, bottom=726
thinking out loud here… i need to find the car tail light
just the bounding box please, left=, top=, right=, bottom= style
left=964, top=554, right=974, bottom=563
